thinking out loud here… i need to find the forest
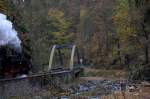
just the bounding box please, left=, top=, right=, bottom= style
left=0, top=0, right=150, bottom=98
left=0, top=0, right=149, bottom=80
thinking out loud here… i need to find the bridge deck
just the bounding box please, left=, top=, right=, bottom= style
left=0, top=67, right=83, bottom=82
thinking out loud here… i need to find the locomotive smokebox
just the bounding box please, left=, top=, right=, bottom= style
left=0, top=45, right=31, bottom=78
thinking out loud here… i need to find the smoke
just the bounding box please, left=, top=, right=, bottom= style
left=0, top=13, right=22, bottom=52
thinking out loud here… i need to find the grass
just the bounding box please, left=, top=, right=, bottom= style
left=83, top=68, right=126, bottom=79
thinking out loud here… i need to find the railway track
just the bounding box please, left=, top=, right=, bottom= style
left=0, top=67, right=83, bottom=98
left=0, top=67, right=83, bottom=82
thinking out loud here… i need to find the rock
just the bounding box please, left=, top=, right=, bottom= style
left=33, top=96, right=42, bottom=99
left=60, top=96, right=69, bottom=99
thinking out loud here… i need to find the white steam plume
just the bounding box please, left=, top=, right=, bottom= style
left=0, top=13, right=21, bottom=51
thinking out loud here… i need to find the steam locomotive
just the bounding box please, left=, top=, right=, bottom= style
left=0, top=46, right=31, bottom=78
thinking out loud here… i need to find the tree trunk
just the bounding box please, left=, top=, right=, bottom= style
left=117, top=39, right=122, bottom=65
left=142, top=23, right=149, bottom=64
left=144, top=43, right=149, bottom=64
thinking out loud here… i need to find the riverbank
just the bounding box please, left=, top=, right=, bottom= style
left=9, top=68, right=150, bottom=99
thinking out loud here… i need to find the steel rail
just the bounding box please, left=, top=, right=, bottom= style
left=0, top=67, right=82, bottom=82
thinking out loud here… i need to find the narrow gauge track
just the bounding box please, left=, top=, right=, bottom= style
left=0, top=67, right=83, bottom=82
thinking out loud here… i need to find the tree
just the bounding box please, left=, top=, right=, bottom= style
left=0, top=0, right=9, bottom=14
left=113, top=0, right=140, bottom=65
left=113, top=0, right=150, bottom=80
left=134, top=0, right=150, bottom=64
left=47, top=9, right=72, bottom=44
